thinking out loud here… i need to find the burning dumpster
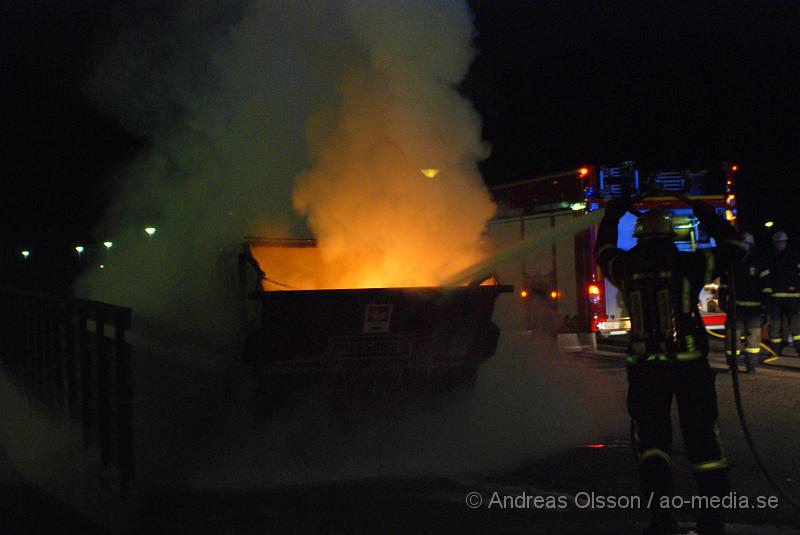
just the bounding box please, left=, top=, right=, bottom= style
left=240, top=238, right=512, bottom=414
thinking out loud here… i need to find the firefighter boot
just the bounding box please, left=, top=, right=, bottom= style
left=694, top=467, right=729, bottom=535
left=640, top=456, right=676, bottom=535
left=744, top=353, right=756, bottom=374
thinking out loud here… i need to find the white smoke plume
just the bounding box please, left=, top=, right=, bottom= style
left=292, top=1, right=495, bottom=288
left=79, top=0, right=493, bottom=317
left=70, top=0, right=521, bottom=489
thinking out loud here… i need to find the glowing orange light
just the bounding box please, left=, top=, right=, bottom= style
left=725, top=209, right=735, bottom=221
left=520, top=290, right=528, bottom=298
left=584, top=443, right=606, bottom=449
left=588, top=284, right=600, bottom=296
left=578, top=167, right=590, bottom=178
left=726, top=194, right=735, bottom=204
left=550, top=290, right=558, bottom=299
left=731, top=165, right=738, bottom=172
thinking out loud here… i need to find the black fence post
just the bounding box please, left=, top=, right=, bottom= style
left=43, top=297, right=55, bottom=409
left=51, top=299, right=64, bottom=411
left=36, top=297, right=46, bottom=400
left=115, top=313, right=134, bottom=491
left=78, top=305, right=93, bottom=447
left=96, top=307, right=111, bottom=467
left=28, top=295, right=38, bottom=393
left=0, top=290, right=12, bottom=371
left=11, top=292, right=22, bottom=380
left=64, top=301, right=77, bottom=419
left=25, top=295, right=36, bottom=395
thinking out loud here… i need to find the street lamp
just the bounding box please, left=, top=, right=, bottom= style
left=21, top=250, right=30, bottom=260
left=103, top=241, right=113, bottom=249
left=75, top=245, right=84, bottom=259
left=144, top=227, right=156, bottom=238
left=765, top=221, right=774, bottom=228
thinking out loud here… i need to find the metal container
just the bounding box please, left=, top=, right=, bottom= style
left=240, top=239, right=512, bottom=414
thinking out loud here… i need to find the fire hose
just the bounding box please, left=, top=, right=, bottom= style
left=627, top=191, right=800, bottom=513
left=714, top=257, right=800, bottom=512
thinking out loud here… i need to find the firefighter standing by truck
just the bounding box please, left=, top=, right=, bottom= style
left=718, top=232, right=768, bottom=372
left=764, top=230, right=800, bottom=356
left=596, top=195, right=746, bottom=535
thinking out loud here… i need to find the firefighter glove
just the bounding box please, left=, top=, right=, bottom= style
left=605, top=197, right=632, bottom=219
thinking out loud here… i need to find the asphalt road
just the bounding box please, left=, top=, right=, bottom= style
left=2, top=332, right=800, bottom=534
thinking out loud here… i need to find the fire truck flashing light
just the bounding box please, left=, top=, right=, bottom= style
left=588, top=284, right=601, bottom=305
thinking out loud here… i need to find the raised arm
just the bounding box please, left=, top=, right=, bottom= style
left=595, top=197, right=632, bottom=286
left=683, top=196, right=747, bottom=280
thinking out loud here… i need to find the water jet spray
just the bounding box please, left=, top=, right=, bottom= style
left=442, top=209, right=605, bottom=287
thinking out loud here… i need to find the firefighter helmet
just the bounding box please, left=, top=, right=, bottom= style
left=772, top=231, right=788, bottom=243
left=633, top=210, right=675, bottom=238
left=742, top=232, right=755, bottom=247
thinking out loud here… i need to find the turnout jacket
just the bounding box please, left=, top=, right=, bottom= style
left=596, top=200, right=746, bottom=363
left=719, top=252, right=769, bottom=310
left=763, top=247, right=800, bottom=298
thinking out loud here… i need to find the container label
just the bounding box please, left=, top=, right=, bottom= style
left=363, top=304, right=393, bottom=333
left=327, top=335, right=414, bottom=359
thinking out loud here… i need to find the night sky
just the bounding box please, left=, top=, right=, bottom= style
left=466, top=0, right=800, bottom=226
left=2, top=0, right=800, bottom=289
left=2, top=1, right=137, bottom=288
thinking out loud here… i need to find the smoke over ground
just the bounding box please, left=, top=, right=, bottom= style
left=61, top=0, right=621, bottom=490
left=0, top=370, right=82, bottom=486
left=167, top=330, right=623, bottom=488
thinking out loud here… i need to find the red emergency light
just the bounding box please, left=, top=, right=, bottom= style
left=588, top=284, right=601, bottom=305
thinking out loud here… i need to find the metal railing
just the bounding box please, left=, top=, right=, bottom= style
left=0, top=287, right=134, bottom=491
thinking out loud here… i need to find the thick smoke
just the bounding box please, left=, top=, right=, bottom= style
left=292, top=2, right=494, bottom=288
left=77, top=4, right=498, bottom=485
left=183, top=331, right=622, bottom=487
left=79, top=0, right=492, bottom=317
left=79, top=1, right=321, bottom=336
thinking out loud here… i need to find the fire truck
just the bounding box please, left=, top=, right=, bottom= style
left=487, top=161, right=738, bottom=344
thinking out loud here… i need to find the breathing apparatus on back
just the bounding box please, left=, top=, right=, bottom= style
left=625, top=207, right=690, bottom=360
left=624, top=192, right=800, bottom=512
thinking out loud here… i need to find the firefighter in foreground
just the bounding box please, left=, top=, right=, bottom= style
left=718, top=232, right=768, bottom=372
left=764, top=231, right=800, bottom=356
left=596, top=196, right=746, bottom=535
